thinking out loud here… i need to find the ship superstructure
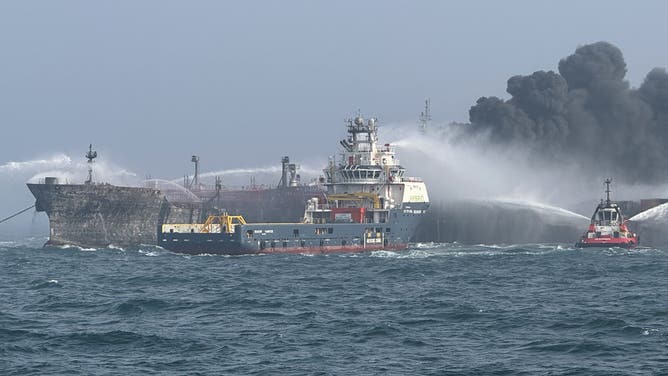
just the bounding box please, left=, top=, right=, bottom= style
left=159, top=115, right=430, bottom=255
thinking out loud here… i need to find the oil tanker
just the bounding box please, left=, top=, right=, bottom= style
left=27, top=146, right=325, bottom=248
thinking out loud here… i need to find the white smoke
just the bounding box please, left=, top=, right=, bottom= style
left=0, top=154, right=72, bottom=174
left=0, top=153, right=140, bottom=187
left=380, top=121, right=668, bottom=212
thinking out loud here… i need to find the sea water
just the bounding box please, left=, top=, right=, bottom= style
left=1, top=238, right=666, bottom=375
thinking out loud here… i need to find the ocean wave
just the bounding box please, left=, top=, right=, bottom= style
left=519, top=338, right=625, bottom=356
left=28, top=279, right=61, bottom=290
left=2, top=241, right=667, bottom=374
left=48, top=244, right=98, bottom=252
left=112, top=298, right=170, bottom=316
left=138, top=249, right=162, bottom=257
left=56, top=330, right=179, bottom=347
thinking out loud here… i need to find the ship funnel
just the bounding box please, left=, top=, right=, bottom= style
left=288, top=163, right=298, bottom=187
left=190, top=155, right=200, bottom=188
left=279, top=156, right=290, bottom=188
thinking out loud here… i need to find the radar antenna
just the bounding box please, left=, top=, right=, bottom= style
left=604, top=178, right=612, bottom=205
left=85, top=144, right=97, bottom=184
left=419, top=98, right=431, bottom=132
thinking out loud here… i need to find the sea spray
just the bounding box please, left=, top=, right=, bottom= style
left=490, top=198, right=590, bottom=221
left=383, top=122, right=593, bottom=207
left=629, top=202, right=668, bottom=222
left=143, top=179, right=200, bottom=202
left=175, top=162, right=325, bottom=186
left=413, top=198, right=588, bottom=244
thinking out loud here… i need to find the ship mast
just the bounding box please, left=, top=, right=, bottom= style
left=604, top=178, right=612, bottom=205
left=190, top=155, right=199, bottom=188
left=419, top=98, right=431, bottom=132
left=85, top=144, right=97, bottom=185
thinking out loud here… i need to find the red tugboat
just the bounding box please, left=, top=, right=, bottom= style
left=575, top=179, right=639, bottom=248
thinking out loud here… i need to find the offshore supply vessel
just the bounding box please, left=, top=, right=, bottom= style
left=575, top=179, right=639, bottom=248
left=27, top=145, right=324, bottom=248
left=159, top=115, right=430, bottom=255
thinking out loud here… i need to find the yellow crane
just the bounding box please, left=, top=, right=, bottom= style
left=200, top=213, right=247, bottom=233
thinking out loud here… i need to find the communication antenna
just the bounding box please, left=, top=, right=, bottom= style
left=85, top=144, right=97, bottom=184
left=419, top=98, right=431, bottom=132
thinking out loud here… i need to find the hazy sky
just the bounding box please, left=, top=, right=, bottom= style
left=2, top=1, right=668, bottom=235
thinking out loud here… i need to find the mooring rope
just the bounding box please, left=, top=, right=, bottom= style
left=0, top=204, right=36, bottom=224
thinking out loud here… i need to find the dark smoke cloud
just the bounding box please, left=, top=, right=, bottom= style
left=467, top=41, right=668, bottom=183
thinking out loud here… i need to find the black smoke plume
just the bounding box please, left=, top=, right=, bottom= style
left=467, top=41, right=668, bottom=183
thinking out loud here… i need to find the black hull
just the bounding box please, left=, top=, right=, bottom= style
left=27, top=182, right=325, bottom=248
left=159, top=205, right=429, bottom=255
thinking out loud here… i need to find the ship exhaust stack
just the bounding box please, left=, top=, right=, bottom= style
left=85, top=144, right=97, bottom=185
left=605, top=178, right=612, bottom=205
left=190, top=155, right=200, bottom=189
left=279, top=156, right=290, bottom=188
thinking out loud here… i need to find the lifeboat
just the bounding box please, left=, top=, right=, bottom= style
left=575, top=179, right=638, bottom=248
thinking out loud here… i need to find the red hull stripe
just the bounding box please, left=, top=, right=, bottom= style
left=576, top=237, right=638, bottom=249
left=579, top=238, right=638, bottom=245
left=258, top=244, right=408, bottom=255
left=170, top=243, right=409, bottom=255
